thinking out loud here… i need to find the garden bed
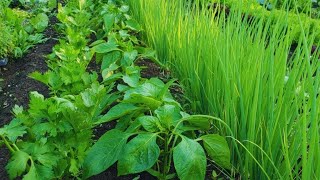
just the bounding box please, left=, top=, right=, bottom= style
left=0, top=16, right=57, bottom=180
left=0, top=16, right=197, bottom=180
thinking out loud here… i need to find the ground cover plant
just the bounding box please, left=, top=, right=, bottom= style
left=0, top=0, right=231, bottom=179
left=130, top=0, right=320, bottom=179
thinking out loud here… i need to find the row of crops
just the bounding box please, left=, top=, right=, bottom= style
left=1, top=0, right=230, bottom=179
left=0, top=0, right=55, bottom=64
left=0, top=0, right=319, bottom=179
left=129, top=0, right=320, bottom=179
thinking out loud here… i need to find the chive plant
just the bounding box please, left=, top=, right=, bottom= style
left=129, top=0, right=320, bottom=179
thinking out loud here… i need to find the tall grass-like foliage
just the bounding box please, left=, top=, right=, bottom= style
left=129, top=0, right=320, bottom=179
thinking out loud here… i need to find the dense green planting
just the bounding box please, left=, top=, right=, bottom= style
left=130, top=0, right=320, bottom=179
left=1, top=0, right=231, bottom=179
left=84, top=77, right=231, bottom=179
left=207, top=0, right=320, bottom=42
left=0, top=19, right=14, bottom=59
left=0, top=0, right=50, bottom=59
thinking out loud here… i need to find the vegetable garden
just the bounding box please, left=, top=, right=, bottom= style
left=0, top=0, right=319, bottom=179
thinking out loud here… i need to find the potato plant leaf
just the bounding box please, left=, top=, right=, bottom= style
left=95, top=103, right=139, bottom=124
left=173, top=136, right=206, bottom=180
left=83, top=129, right=130, bottom=178
left=118, top=133, right=160, bottom=175
left=200, top=134, right=231, bottom=169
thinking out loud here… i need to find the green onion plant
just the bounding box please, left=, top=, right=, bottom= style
left=129, top=0, right=320, bottom=179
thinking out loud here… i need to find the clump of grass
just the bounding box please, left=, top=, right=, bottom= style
left=129, top=0, right=320, bottom=179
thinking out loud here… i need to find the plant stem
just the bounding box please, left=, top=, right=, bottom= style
left=1, top=135, right=15, bottom=153
left=163, top=134, right=169, bottom=179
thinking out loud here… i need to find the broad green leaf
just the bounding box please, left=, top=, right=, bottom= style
left=95, top=103, right=139, bottom=124
left=155, top=105, right=182, bottom=129
left=83, top=129, right=130, bottom=178
left=6, top=151, right=30, bottom=179
left=173, top=136, right=206, bottom=180
left=118, top=133, right=160, bottom=175
left=200, top=134, right=231, bottom=169
left=123, top=74, right=140, bottom=87
left=120, top=5, right=129, bottom=12
left=92, top=42, right=119, bottom=54
left=89, top=40, right=106, bottom=47
left=101, top=51, right=121, bottom=70
left=124, top=94, right=162, bottom=110
left=125, top=19, right=142, bottom=31
left=103, top=14, right=115, bottom=33
left=181, top=116, right=211, bottom=131
left=121, top=50, right=138, bottom=66
left=125, top=118, right=142, bottom=133
left=124, top=78, right=165, bottom=100
left=30, top=13, right=49, bottom=32
left=137, top=116, right=161, bottom=132
left=48, top=0, right=57, bottom=10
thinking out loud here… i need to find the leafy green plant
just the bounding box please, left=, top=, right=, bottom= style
left=1, top=1, right=232, bottom=180
left=83, top=78, right=231, bottom=180
left=1, top=6, right=49, bottom=58
left=0, top=82, right=118, bottom=179
left=0, top=19, right=14, bottom=58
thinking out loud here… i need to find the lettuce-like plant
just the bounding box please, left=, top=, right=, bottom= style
left=83, top=78, right=231, bottom=180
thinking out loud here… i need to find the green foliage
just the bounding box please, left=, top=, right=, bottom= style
left=0, top=83, right=117, bottom=178
left=0, top=4, right=49, bottom=58
left=211, top=0, right=320, bottom=42
left=130, top=0, right=320, bottom=179
left=84, top=100, right=230, bottom=179
left=1, top=1, right=231, bottom=180
left=0, top=19, right=14, bottom=58
left=17, top=0, right=57, bottom=13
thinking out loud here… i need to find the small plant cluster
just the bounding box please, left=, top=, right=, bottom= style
left=0, top=0, right=231, bottom=179
left=0, top=0, right=52, bottom=60
left=210, top=0, right=320, bottom=43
